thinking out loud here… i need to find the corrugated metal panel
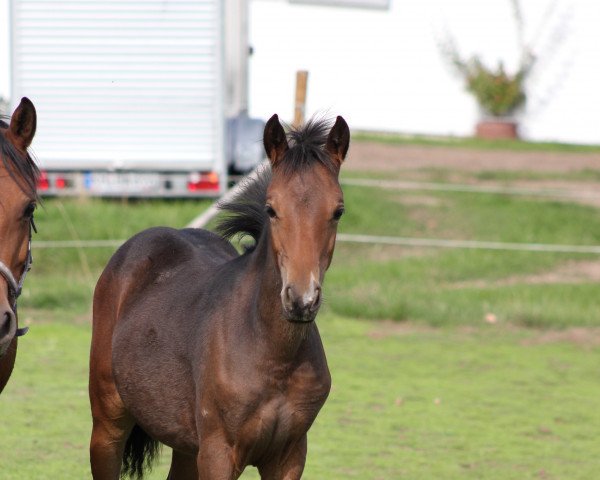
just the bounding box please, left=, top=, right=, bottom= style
left=11, top=0, right=224, bottom=172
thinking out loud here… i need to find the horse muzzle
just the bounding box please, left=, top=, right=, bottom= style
left=281, top=283, right=322, bottom=323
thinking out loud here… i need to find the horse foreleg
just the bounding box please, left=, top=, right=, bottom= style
left=167, top=449, right=198, bottom=479
left=196, top=435, right=243, bottom=480
left=89, top=365, right=135, bottom=479
left=89, top=421, right=133, bottom=479
left=257, top=435, right=307, bottom=480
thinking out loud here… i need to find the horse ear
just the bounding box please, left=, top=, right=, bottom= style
left=9, top=97, right=37, bottom=151
left=326, top=116, right=350, bottom=167
left=263, top=114, right=288, bottom=166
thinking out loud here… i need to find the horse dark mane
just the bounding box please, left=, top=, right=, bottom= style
left=0, top=117, right=40, bottom=199
left=216, top=167, right=270, bottom=248
left=216, top=117, right=336, bottom=248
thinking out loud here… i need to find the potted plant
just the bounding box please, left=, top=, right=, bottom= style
left=438, top=0, right=565, bottom=139
left=444, top=53, right=532, bottom=139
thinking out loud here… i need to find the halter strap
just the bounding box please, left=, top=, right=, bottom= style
left=0, top=261, right=19, bottom=297
left=0, top=217, right=34, bottom=337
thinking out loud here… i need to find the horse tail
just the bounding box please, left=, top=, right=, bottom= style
left=121, top=424, right=161, bottom=479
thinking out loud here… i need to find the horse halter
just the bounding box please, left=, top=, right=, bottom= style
left=0, top=216, right=35, bottom=337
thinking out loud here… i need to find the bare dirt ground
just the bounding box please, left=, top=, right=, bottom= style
left=367, top=320, right=600, bottom=348
left=345, top=141, right=600, bottom=173
left=447, top=260, right=600, bottom=290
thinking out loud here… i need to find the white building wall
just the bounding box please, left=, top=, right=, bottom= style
left=3, top=0, right=598, bottom=145
left=248, top=0, right=600, bottom=145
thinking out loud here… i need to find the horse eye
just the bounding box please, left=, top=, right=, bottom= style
left=23, top=202, right=36, bottom=219
left=265, top=205, right=277, bottom=219
left=333, top=207, right=345, bottom=221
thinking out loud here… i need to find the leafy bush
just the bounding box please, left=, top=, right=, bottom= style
left=455, top=58, right=527, bottom=117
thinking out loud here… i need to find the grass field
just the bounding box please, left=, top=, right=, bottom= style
left=3, top=316, right=600, bottom=479
left=328, top=183, right=600, bottom=327
left=353, top=131, right=600, bottom=154
left=1, top=154, right=600, bottom=478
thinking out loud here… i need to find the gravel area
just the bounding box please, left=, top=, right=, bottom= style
left=346, top=141, right=600, bottom=173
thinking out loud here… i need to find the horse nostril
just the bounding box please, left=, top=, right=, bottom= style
left=313, top=287, right=321, bottom=309
left=284, top=286, right=293, bottom=308
left=1, top=310, right=15, bottom=338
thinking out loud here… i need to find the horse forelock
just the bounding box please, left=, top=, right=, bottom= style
left=279, top=117, right=338, bottom=177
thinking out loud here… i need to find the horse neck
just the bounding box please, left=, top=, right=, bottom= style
left=245, top=229, right=313, bottom=359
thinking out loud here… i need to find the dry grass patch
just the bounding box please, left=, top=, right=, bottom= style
left=446, top=259, right=600, bottom=290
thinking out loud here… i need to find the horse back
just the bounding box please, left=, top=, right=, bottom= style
left=91, top=226, right=238, bottom=371
left=96, top=226, right=236, bottom=308
left=109, top=226, right=235, bottom=281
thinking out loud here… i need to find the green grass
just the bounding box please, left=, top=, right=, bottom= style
left=327, top=247, right=600, bottom=327
left=20, top=197, right=211, bottom=321
left=354, top=131, right=600, bottom=154
left=0, top=323, right=91, bottom=478
left=3, top=166, right=600, bottom=478
left=322, top=185, right=600, bottom=327
left=340, top=185, right=600, bottom=243
left=20, top=183, right=600, bottom=328
left=34, top=197, right=211, bottom=271
left=2, top=316, right=600, bottom=479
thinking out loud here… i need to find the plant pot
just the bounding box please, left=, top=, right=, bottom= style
left=475, top=119, right=518, bottom=140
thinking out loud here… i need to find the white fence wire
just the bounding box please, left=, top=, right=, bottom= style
left=35, top=176, right=600, bottom=255
left=34, top=235, right=600, bottom=255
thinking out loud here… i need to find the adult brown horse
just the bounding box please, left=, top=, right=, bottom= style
left=0, top=97, right=38, bottom=394
left=89, top=114, right=350, bottom=479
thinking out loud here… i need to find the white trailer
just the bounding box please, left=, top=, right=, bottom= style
left=10, top=0, right=263, bottom=197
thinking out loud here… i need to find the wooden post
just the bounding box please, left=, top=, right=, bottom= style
left=293, top=70, right=308, bottom=127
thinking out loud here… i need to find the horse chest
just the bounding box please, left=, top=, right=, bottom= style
left=252, top=396, right=309, bottom=448
left=206, top=361, right=331, bottom=455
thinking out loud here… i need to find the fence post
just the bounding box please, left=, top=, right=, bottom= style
left=293, top=70, right=308, bottom=127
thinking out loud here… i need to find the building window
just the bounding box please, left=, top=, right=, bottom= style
left=289, top=0, right=390, bottom=10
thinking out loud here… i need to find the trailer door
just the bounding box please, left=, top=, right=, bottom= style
left=11, top=0, right=225, bottom=192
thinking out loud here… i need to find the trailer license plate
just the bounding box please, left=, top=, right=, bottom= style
left=85, top=172, right=162, bottom=194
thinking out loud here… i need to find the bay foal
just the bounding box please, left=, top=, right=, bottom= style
left=89, top=115, right=350, bottom=479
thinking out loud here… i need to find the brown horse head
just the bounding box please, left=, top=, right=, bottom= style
left=263, top=114, right=349, bottom=323
left=0, top=97, right=38, bottom=357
